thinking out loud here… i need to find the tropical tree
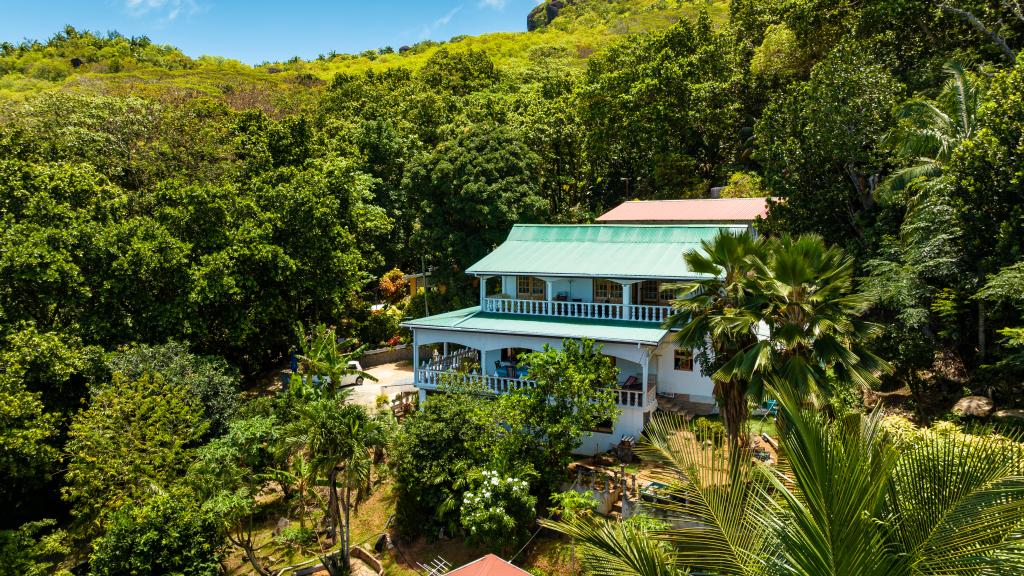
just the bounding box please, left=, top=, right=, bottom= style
left=668, top=232, right=890, bottom=453
left=665, top=230, right=768, bottom=453
left=189, top=415, right=280, bottom=576
left=509, top=339, right=620, bottom=492
left=739, top=234, right=892, bottom=398
left=293, top=322, right=377, bottom=398
left=880, top=60, right=981, bottom=199
left=546, top=385, right=1024, bottom=576
left=63, top=373, right=207, bottom=538
left=287, top=399, right=373, bottom=575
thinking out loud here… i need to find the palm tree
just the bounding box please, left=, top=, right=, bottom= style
left=546, top=385, right=1024, bottom=576
left=290, top=399, right=374, bottom=575
left=737, top=234, right=892, bottom=399
left=665, top=230, right=768, bottom=453
left=880, top=60, right=980, bottom=200
left=294, top=322, right=378, bottom=397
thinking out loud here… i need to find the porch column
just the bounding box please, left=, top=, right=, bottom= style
left=616, top=280, right=639, bottom=320
left=443, top=342, right=449, bottom=357
left=478, top=275, right=490, bottom=307
left=545, top=279, right=554, bottom=315
left=412, top=330, right=420, bottom=386
left=641, top=350, right=650, bottom=410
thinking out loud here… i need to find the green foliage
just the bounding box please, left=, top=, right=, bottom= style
left=548, top=389, right=1024, bottom=575
left=106, top=341, right=239, bottom=438
left=549, top=489, right=598, bottom=521
left=757, top=42, right=903, bottom=249
left=460, top=469, right=537, bottom=552
left=719, top=171, right=768, bottom=199
left=669, top=231, right=891, bottom=449
left=63, top=374, right=207, bottom=536
left=579, top=13, right=743, bottom=204
left=407, top=120, right=547, bottom=285
left=749, top=23, right=806, bottom=79
left=392, top=386, right=499, bottom=539
left=359, top=308, right=401, bottom=347
left=507, top=339, right=620, bottom=491
left=188, top=414, right=280, bottom=576
left=0, top=519, right=71, bottom=576
left=89, top=491, right=223, bottom=576
left=692, top=417, right=726, bottom=448
left=293, top=322, right=377, bottom=398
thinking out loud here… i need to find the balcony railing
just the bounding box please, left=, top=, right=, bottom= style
left=481, top=297, right=673, bottom=323
left=416, top=367, right=656, bottom=409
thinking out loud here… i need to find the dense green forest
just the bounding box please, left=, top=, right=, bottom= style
left=2, top=0, right=1024, bottom=573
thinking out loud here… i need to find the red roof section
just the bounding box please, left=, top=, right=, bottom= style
left=446, top=554, right=532, bottom=576
left=596, top=198, right=769, bottom=223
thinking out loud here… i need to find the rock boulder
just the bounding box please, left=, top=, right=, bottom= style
left=952, top=395, right=994, bottom=418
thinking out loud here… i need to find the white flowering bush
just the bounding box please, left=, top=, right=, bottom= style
left=460, top=469, right=537, bottom=552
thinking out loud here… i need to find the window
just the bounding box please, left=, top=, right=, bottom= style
left=641, top=280, right=659, bottom=303
left=639, top=280, right=679, bottom=305
left=674, top=348, right=694, bottom=371
left=516, top=276, right=546, bottom=301
left=594, top=279, right=623, bottom=303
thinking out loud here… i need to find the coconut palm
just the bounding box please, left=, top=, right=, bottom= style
left=880, top=60, right=980, bottom=200
left=545, top=384, right=1024, bottom=576
left=664, top=229, right=768, bottom=453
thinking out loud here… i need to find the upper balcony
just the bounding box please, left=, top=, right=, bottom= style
left=463, top=224, right=732, bottom=325
left=481, top=297, right=672, bottom=323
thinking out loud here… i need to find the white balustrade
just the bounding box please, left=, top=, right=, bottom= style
left=416, top=367, right=649, bottom=408
left=482, top=298, right=672, bottom=323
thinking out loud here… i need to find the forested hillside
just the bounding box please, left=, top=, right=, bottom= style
left=2, top=0, right=1024, bottom=573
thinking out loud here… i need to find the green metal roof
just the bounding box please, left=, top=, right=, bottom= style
left=465, top=224, right=746, bottom=279
left=401, top=307, right=670, bottom=345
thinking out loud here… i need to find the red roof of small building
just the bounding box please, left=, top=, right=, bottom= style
left=446, top=554, right=532, bottom=576
left=596, top=198, right=770, bottom=223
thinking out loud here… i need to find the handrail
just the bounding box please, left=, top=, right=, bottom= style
left=482, top=298, right=672, bottom=323
left=416, top=368, right=648, bottom=408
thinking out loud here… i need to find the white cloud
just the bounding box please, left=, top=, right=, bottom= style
left=419, top=5, right=463, bottom=39
left=124, top=0, right=200, bottom=22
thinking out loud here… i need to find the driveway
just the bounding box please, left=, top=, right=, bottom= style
left=345, top=361, right=416, bottom=410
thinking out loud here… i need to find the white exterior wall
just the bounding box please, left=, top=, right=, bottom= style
left=412, top=326, right=656, bottom=456
left=653, top=340, right=715, bottom=404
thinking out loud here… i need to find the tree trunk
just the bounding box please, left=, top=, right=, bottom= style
left=978, top=299, right=986, bottom=359
left=327, top=467, right=341, bottom=543
left=342, top=481, right=352, bottom=573
left=716, top=377, right=750, bottom=464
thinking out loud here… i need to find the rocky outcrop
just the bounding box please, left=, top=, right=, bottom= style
left=952, top=395, right=994, bottom=418
left=528, top=0, right=579, bottom=31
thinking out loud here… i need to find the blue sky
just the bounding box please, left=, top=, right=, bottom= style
left=1, top=0, right=543, bottom=64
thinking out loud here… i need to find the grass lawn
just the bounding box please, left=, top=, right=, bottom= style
left=692, top=413, right=780, bottom=440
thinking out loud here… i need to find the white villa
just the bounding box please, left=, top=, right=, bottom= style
left=401, top=218, right=747, bottom=455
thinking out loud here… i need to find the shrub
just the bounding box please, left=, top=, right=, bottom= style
left=693, top=417, right=726, bottom=448
left=460, top=469, right=537, bottom=552
left=379, top=268, right=408, bottom=303
left=89, top=492, right=223, bottom=576
left=359, top=308, right=401, bottom=347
